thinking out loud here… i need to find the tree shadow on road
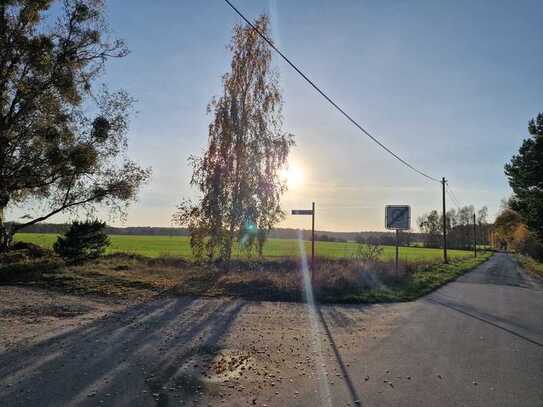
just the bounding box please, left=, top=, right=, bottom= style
left=0, top=296, right=246, bottom=406
left=425, top=293, right=543, bottom=348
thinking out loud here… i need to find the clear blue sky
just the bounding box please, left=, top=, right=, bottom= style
left=15, top=0, right=543, bottom=231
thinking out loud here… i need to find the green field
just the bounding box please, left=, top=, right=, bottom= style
left=15, top=233, right=473, bottom=263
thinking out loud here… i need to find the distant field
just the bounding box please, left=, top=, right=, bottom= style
left=15, top=233, right=473, bottom=263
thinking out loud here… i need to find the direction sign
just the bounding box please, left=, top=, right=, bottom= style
left=385, top=205, right=411, bottom=230
left=291, top=203, right=316, bottom=274
left=291, top=209, right=313, bottom=215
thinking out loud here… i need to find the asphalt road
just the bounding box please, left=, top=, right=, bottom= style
left=0, top=253, right=542, bottom=406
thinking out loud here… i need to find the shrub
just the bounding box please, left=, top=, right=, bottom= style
left=11, top=241, right=50, bottom=258
left=521, top=233, right=543, bottom=261
left=352, top=242, right=384, bottom=263
left=53, top=220, right=110, bottom=261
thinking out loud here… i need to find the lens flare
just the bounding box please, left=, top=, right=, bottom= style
left=239, top=221, right=257, bottom=247
left=297, top=230, right=332, bottom=406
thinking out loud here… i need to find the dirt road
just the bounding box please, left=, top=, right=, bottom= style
left=1, top=253, right=542, bottom=406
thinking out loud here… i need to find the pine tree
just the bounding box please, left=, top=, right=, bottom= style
left=505, top=113, right=543, bottom=244
left=0, top=1, right=150, bottom=249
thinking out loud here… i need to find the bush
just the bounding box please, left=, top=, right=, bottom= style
left=53, top=220, right=110, bottom=261
left=352, top=242, right=384, bottom=263
left=0, top=242, right=51, bottom=265
left=11, top=241, right=50, bottom=258
left=522, top=233, right=543, bottom=261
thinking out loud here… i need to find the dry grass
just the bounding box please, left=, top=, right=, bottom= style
left=1, top=248, right=492, bottom=303
left=315, top=259, right=418, bottom=295
left=516, top=255, right=543, bottom=278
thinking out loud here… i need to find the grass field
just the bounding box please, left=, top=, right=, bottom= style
left=15, top=232, right=474, bottom=263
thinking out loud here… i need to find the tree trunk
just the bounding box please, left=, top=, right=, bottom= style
left=0, top=206, right=13, bottom=251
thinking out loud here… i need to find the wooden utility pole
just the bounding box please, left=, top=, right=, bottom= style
left=395, top=229, right=399, bottom=273
left=442, top=177, right=448, bottom=264
left=473, top=212, right=477, bottom=258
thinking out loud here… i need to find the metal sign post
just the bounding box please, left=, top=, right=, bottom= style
left=292, top=202, right=316, bottom=277
left=385, top=205, right=411, bottom=274
left=473, top=212, right=477, bottom=258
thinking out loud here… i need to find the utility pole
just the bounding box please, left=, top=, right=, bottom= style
left=473, top=212, right=477, bottom=258
left=442, top=177, right=448, bottom=264
left=395, top=229, right=399, bottom=273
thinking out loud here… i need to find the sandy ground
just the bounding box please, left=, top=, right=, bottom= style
left=0, top=285, right=411, bottom=407
left=0, top=286, right=131, bottom=353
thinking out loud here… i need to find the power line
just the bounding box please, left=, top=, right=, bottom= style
left=446, top=183, right=463, bottom=209
left=446, top=190, right=461, bottom=209
left=449, top=186, right=463, bottom=208
left=222, top=0, right=442, bottom=184
left=445, top=184, right=460, bottom=208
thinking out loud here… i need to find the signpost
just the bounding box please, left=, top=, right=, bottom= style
left=473, top=212, right=477, bottom=258
left=385, top=205, right=411, bottom=273
left=292, top=202, right=315, bottom=277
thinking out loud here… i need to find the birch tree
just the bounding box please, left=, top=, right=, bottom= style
left=173, top=15, right=294, bottom=261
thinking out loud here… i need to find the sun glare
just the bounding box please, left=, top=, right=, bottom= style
left=282, top=164, right=304, bottom=189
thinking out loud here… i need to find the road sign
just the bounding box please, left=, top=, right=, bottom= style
left=385, top=205, right=411, bottom=274
left=385, top=205, right=411, bottom=230
left=291, top=204, right=316, bottom=278
left=291, top=209, right=313, bottom=215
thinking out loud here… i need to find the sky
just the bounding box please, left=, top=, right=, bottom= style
left=9, top=0, right=543, bottom=232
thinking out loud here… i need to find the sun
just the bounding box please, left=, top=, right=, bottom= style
left=281, top=164, right=304, bottom=189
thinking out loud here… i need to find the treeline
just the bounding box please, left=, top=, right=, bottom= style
left=315, top=234, right=348, bottom=243
left=353, top=231, right=418, bottom=247
left=418, top=206, right=490, bottom=250
left=18, top=223, right=426, bottom=245
left=17, top=223, right=190, bottom=236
